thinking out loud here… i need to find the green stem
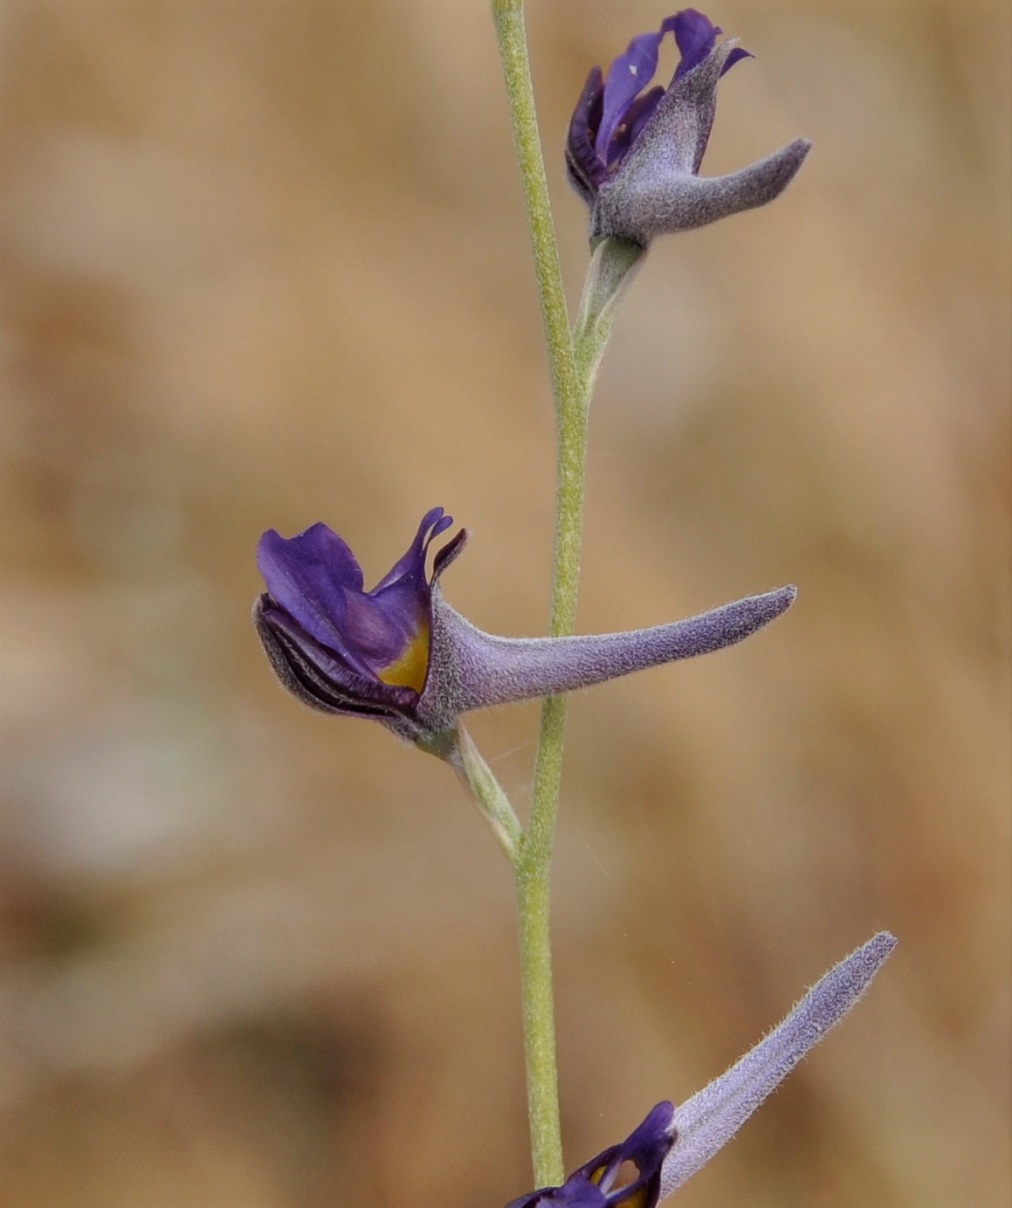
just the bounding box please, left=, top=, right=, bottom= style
left=493, top=1, right=634, bottom=1189
left=492, top=0, right=582, bottom=434
left=493, top=0, right=577, bottom=1186
left=514, top=311, right=599, bottom=1183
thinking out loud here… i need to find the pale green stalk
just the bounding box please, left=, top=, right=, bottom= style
left=451, top=726, right=522, bottom=860
left=489, top=0, right=633, bottom=1187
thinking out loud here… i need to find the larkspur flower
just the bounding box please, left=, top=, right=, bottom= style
left=505, top=1101, right=676, bottom=1208
left=566, top=9, right=811, bottom=247
left=506, top=932, right=896, bottom=1206
left=253, top=508, right=796, bottom=754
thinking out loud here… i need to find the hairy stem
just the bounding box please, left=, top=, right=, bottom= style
left=493, top=0, right=580, bottom=1185
left=493, top=0, right=630, bottom=1188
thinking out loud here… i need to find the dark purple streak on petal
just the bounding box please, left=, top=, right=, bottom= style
left=253, top=598, right=416, bottom=720
left=259, top=596, right=391, bottom=691
left=567, top=67, right=608, bottom=200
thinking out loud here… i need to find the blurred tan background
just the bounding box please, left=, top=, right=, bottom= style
left=0, top=1, right=1007, bottom=1205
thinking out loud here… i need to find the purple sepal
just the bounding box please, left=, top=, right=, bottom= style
left=659, top=932, right=897, bottom=1195
left=505, top=1101, right=676, bottom=1208
left=565, top=9, right=807, bottom=248
left=255, top=512, right=797, bottom=750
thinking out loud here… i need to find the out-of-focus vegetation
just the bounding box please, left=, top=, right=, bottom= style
left=0, top=2, right=1006, bottom=1205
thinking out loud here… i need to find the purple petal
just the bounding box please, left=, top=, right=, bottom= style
left=672, top=8, right=722, bottom=79
left=606, top=31, right=737, bottom=201
left=352, top=509, right=451, bottom=674
left=432, top=526, right=469, bottom=580
left=604, top=85, right=665, bottom=167
left=257, top=595, right=393, bottom=692
left=372, top=506, right=452, bottom=592
left=257, top=524, right=411, bottom=676
left=595, top=17, right=679, bottom=161
left=722, top=45, right=752, bottom=74
left=672, top=10, right=750, bottom=81
left=570, top=1100, right=674, bottom=1199
left=504, top=1189, right=604, bottom=1208
left=257, top=523, right=363, bottom=650
left=341, top=589, right=424, bottom=668
left=504, top=1102, right=675, bottom=1208
left=256, top=511, right=455, bottom=714
left=660, top=932, right=897, bottom=1195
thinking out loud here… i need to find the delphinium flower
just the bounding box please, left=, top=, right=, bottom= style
left=505, top=932, right=896, bottom=1206
left=505, top=1101, right=675, bottom=1208
left=253, top=507, right=796, bottom=755
left=566, top=9, right=811, bottom=247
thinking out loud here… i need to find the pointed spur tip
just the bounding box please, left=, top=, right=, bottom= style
left=753, top=583, right=797, bottom=621
left=864, top=930, right=899, bottom=963
left=773, top=583, right=798, bottom=608
left=789, top=138, right=813, bottom=173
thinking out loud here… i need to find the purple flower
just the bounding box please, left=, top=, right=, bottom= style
left=505, top=932, right=896, bottom=1206
left=255, top=509, right=454, bottom=729
left=567, top=9, right=811, bottom=247
left=505, top=1102, right=676, bottom=1208
left=254, top=508, right=797, bottom=752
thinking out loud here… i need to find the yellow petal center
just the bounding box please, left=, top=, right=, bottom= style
left=376, top=624, right=430, bottom=693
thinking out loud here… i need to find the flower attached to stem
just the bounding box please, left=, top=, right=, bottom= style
left=253, top=508, right=796, bottom=755
left=567, top=9, right=811, bottom=247
left=505, top=932, right=896, bottom=1206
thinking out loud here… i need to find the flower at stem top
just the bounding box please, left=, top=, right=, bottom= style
left=505, top=932, right=896, bottom=1206
left=567, top=9, right=811, bottom=247
left=253, top=508, right=796, bottom=754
